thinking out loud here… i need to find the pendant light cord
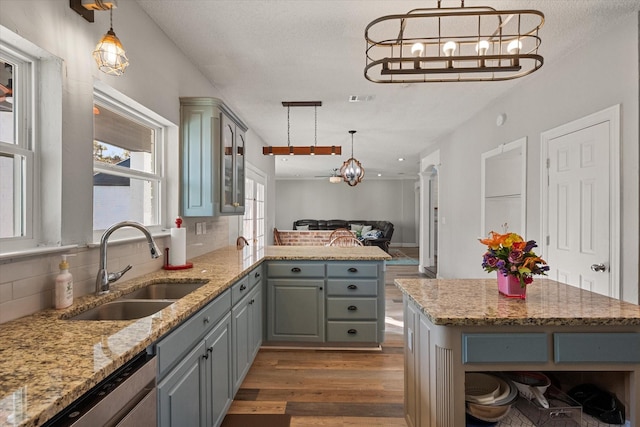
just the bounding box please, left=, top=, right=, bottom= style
left=287, top=105, right=291, bottom=147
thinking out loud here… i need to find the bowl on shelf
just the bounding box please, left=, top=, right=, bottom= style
left=465, top=373, right=502, bottom=404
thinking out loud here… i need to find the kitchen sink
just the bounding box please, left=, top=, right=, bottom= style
left=119, top=281, right=208, bottom=300
left=68, top=300, right=174, bottom=321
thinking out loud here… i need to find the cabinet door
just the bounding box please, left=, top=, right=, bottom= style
left=267, top=279, right=325, bottom=342
left=234, top=130, right=245, bottom=213
left=181, top=104, right=214, bottom=217
left=232, top=295, right=251, bottom=394
left=205, top=313, right=233, bottom=427
left=158, top=341, right=207, bottom=427
left=404, top=299, right=418, bottom=427
left=220, top=113, right=236, bottom=214
left=249, top=284, right=263, bottom=359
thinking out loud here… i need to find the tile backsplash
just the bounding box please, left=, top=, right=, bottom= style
left=0, top=217, right=229, bottom=324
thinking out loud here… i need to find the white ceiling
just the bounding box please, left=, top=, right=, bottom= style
left=136, top=0, right=639, bottom=179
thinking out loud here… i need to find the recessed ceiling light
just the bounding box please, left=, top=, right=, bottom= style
left=281, top=158, right=288, bottom=162
left=398, top=157, right=405, bottom=162
left=377, top=173, right=382, bottom=177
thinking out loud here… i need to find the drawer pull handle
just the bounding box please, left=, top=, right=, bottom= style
left=240, top=284, right=247, bottom=291
left=348, top=329, right=358, bottom=335
left=348, top=267, right=358, bottom=273
left=291, top=267, right=301, bottom=273
left=203, top=316, right=210, bottom=324
left=348, top=305, right=358, bottom=311
left=254, top=272, right=261, bottom=278
left=347, top=284, right=358, bottom=290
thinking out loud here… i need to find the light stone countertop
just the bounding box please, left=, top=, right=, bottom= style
left=0, top=245, right=389, bottom=427
left=395, top=278, right=640, bottom=327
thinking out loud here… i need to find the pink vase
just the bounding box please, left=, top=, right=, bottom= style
left=497, top=273, right=527, bottom=299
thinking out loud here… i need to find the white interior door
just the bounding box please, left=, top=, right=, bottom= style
left=543, top=106, right=620, bottom=298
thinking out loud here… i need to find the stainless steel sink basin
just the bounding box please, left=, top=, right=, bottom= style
left=119, top=281, right=208, bottom=300
left=68, top=300, right=173, bottom=321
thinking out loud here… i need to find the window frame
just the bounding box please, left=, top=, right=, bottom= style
left=0, top=41, right=37, bottom=249
left=92, top=85, right=168, bottom=242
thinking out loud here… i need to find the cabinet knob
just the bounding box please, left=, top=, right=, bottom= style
left=319, top=287, right=323, bottom=291
left=347, top=329, right=358, bottom=335
left=347, top=284, right=358, bottom=290
left=254, top=272, right=261, bottom=278
left=240, top=284, right=247, bottom=291
left=291, top=267, right=301, bottom=273
left=348, top=305, right=358, bottom=311
left=348, top=267, right=358, bottom=273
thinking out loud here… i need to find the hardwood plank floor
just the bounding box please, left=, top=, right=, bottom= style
left=226, top=256, right=427, bottom=427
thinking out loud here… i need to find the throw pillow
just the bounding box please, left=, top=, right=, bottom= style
left=296, top=225, right=309, bottom=230
left=350, top=224, right=364, bottom=233
left=361, top=225, right=373, bottom=234
left=362, top=229, right=383, bottom=239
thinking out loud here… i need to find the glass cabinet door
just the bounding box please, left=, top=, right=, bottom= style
left=235, top=131, right=245, bottom=211
left=221, top=113, right=234, bottom=212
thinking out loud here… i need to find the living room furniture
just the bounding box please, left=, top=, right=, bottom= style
left=292, top=220, right=394, bottom=253
left=329, top=236, right=363, bottom=247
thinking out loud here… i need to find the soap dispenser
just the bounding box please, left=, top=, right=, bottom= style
left=55, top=254, right=74, bottom=309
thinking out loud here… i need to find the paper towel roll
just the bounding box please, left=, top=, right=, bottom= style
left=170, top=227, right=187, bottom=266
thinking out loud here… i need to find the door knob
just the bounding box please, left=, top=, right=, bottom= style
left=590, top=263, right=607, bottom=272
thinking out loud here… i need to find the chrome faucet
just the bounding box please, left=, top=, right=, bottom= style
left=96, top=221, right=161, bottom=295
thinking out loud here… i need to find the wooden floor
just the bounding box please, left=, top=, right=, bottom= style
left=225, top=252, right=427, bottom=426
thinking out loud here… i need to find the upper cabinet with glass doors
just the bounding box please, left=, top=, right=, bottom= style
left=180, top=97, right=247, bottom=217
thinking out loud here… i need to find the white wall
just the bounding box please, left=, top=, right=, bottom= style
left=275, top=178, right=418, bottom=246
left=421, top=12, right=639, bottom=303
left=0, top=0, right=275, bottom=322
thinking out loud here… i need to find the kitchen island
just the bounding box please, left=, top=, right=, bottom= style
left=395, top=278, right=640, bottom=427
left=0, top=245, right=389, bottom=427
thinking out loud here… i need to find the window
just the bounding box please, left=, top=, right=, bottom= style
left=243, top=169, right=265, bottom=248
left=93, top=88, right=166, bottom=237
left=0, top=44, right=35, bottom=243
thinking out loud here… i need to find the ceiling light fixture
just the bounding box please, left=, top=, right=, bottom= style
left=92, top=5, right=129, bottom=76
left=329, top=168, right=342, bottom=184
left=340, top=130, right=365, bottom=187
left=364, top=0, right=544, bottom=83
left=262, top=101, right=342, bottom=156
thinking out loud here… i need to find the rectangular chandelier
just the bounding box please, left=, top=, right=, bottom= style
left=364, top=0, right=544, bottom=83
left=263, top=101, right=342, bottom=156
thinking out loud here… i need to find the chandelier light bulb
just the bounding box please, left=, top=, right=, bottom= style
left=476, top=40, right=490, bottom=55
left=507, top=39, right=522, bottom=54
left=411, top=42, right=425, bottom=57
left=442, top=41, right=457, bottom=56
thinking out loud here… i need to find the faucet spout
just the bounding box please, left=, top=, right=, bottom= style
left=96, top=221, right=162, bottom=295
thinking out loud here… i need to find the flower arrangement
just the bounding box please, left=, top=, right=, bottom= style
left=479, top=231, right=550, bottom=286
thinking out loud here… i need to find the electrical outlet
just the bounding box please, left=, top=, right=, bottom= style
left=196, top=223, right=202, bottom=235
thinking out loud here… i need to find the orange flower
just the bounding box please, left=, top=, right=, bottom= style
left=523, top=256, right=547, bottom=270
left=512, top=241, right=527, bottom=251
left=479, top=231, right=508, bottom=249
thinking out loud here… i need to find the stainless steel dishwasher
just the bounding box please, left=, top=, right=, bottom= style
left=43, top=351, right=157, bottom=427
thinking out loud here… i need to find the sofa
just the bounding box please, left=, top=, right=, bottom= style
left=292, top=219, right=394, bottom=252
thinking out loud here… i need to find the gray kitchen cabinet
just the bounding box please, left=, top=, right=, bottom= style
left=157, top=290, right=233, bottom=427
left=266, top=260, right=385, bottom=345
left=220, top=112, right=246, bottom=214
left=180, top=97, right=247, bottom=217
left=158, top=340, right=207, bottom=427
left=267, top=262, right=325, bottom=342
left=231, top=268, right=263, bottom=394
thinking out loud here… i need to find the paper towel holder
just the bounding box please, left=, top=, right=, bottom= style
left=163, top=247, right=194, bottom=270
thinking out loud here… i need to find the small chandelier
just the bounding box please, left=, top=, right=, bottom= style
left=364, top=0, right=544, bottom=83
left=340, top=130, right=365, bottom=187
left=93, top=6, right=129, bottom=76
left=263, top=101, right=342, bottom=156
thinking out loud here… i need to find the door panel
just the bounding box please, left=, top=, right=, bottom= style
left=547, top=121, right=611, bottom=296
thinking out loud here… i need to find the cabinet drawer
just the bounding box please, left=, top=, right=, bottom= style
left=327, top=321, right=378, bottom=343
left=327, top=298, right=378, bottom=320
left=249, top=265, right=263, bottom=287
left=327, top=279, right=378, bottom=296
left=554, top=332, right=640, bottom=363
left=327, top=262, right=378, bottom=278
left=157, top=290, right=231, bottom=378
left=267, top=262, right=325, bottom=278
left=462, top=333, right=548, bottom=364
left=231, top=276, right=251, bottom=306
